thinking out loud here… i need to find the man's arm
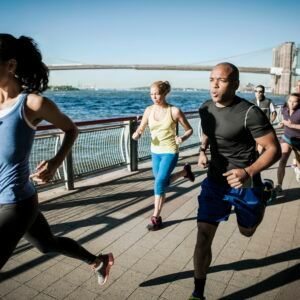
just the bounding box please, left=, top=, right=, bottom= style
left=223, top=104, right=281, bottom=188
left=245, top=131, right=281, bottom=176
left=224, top=131, right=281, bottom=188
left=198, top=133, right=209, bottom=169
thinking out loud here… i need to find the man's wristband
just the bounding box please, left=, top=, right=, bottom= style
left=243, top=168, right=250, bottom=177
left=199, top=147, right=206, bottom=153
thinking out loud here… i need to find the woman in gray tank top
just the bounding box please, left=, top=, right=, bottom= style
left=0, top=34, right=113, bottom=286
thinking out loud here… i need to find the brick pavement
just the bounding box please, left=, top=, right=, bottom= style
left=0, top=150, right=299, bottom=299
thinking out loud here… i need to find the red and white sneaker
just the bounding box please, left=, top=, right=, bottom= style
left=94, top=253, right=114, bottom=286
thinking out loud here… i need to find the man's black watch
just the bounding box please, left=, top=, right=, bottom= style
left=199, top=147, right=206, bottom=153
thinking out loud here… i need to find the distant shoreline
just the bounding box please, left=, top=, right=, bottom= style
left=48, top=85, right=80, bottom=91
left=48, top=87, right=209, bottom=92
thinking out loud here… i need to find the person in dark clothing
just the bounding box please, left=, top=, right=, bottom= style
left=252, top=85, right=277, bottom=123
left=252, top=85, right=277, bottom=154
left=189, top=63, right=281, bottom=300
left=276, top=93, right=300, bottom=189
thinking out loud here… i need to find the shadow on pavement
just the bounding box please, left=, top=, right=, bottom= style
left=140, top=247, right=300, bottom=298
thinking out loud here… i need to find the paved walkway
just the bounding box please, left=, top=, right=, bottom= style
left=0, top=150, right=299, bottom=300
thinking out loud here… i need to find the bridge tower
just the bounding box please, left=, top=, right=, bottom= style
left=293, top=44, right=300, bottom=90
left=271, top=42, right=297, bottom=95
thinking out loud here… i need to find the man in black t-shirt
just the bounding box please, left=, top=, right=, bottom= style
left=190, top=63, right=281, bottom=300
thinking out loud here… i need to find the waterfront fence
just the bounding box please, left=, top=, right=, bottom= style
left=30, top=112, right=200, bottom=190
left=30, top=105, right=283, bottom=190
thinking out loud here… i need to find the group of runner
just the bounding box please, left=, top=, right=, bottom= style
left=0, top=34, right=299, bottom=300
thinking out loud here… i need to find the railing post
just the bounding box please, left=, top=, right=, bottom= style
left=60, top=133, right=75, bottom=190
left=125, top=119, right=138, bottom=171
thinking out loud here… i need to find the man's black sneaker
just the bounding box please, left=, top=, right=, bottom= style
left=189, top=294, right=205, bottom=300
left=262, top=179, right=276, bottom=203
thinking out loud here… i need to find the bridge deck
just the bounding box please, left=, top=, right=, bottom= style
left=48, top=64, right=270, bottom=74
left=0, top=149, right=299, bottom=300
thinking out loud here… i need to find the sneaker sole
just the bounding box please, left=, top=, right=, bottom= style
left=147, top=226, right=162, bottom=231
left=98, top=253, right=114, bottom=286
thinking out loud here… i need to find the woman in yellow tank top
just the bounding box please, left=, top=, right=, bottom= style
left=132, top=81, right=195, bottom=230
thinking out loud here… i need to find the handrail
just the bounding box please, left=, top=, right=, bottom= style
left=37, top=111, right=201, bottom=131
left=36, top=104, right=283, bottom=131
left=36, top=115, right=138, bottom=131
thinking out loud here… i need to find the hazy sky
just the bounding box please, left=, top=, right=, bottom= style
left=2, top=0, right=299, bottom=88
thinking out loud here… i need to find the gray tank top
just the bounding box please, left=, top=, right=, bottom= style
left=0, top=93, right=36, bottom=203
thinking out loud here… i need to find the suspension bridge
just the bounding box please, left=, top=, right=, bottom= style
left=48, top=42, right=299, bottom=95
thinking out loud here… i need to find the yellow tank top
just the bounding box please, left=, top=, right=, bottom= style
left=148, top=105, right=179, bottom=154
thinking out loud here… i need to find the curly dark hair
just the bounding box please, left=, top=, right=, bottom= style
left=0, top=33, right=49, bottom=92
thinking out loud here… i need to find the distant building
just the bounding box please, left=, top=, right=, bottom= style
left=242, top=83, right=255, bottom=92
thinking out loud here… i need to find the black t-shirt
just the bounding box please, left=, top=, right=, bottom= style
left=199, top=96, right=274, bottom=186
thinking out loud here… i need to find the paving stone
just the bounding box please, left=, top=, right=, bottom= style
left=3, top=284, right=39, bottom=300
left=204, top=278, right=227, bottom=298
left=26, top=271, right=60, bottom=292
left=127, top=288, right=160, bottom=299
left=275, top=279, right=300, bottom=299
left=131, top=258, right=159, bottom=275
left=222, top=283, right=248, bottom=298
left=138, top=265, right=178, bottom=296
left=32, top=292, right=57, bottom=300
left=45, top=261, right=77, bottom=279
left=161, top=283, right=192, bottom=300
left=43, top=279, right=78, bottom=299
left=63, top=266, right=93, bottom=286
left=64, top=286, right=98, bottom=300
left=114, top=269, right=147, bottom=290
left=116, top=252, right=141, bottom=269
left=229, top=271, right=259, bottom=288
left=0, top=279, right=21, bottom=297
left=10, top=267, right=41, bottom=284
left=1, top=154, right=299, bottom=299
left=81, top=264, right=126, bottom=294
left=98, top=282, right=134, bottom=299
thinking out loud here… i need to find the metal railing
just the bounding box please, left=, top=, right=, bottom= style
left=30, top=105, right=283, bottom=190
left=30, top=113, right=201, bottom=190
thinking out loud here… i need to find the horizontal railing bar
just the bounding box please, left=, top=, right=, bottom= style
left=37, top=116, right=138, bottom=131
left=35, top=132, right=61, bottom=138
left=78, top=124, right=126, bottom=133
left=36, top=104, right=283, bottom=131
left=30, top=105, right=284, bottom=191
left=36, top=113, right=199, bottom=131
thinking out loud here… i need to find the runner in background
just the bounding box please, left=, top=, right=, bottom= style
left=132, top=80, right=195, bottom=231
left=276, top=93, right=300, bottom=190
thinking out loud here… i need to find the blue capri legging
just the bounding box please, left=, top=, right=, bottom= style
left=151, top=152, right=179, bottom=196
